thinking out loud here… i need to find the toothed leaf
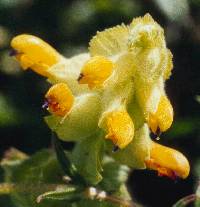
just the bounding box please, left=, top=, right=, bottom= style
left=89, top=24, right=129, bottom=57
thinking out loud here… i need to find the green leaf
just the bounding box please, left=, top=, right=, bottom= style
left=36, top=186, right=82, bottom=203
left=52, top=132, right=85, bottom=185
left=72, top=133, right=104, bottom=185
left=2, top=150, right=67, bottom=207
left=52, top=132, right=77, bottom=177
left=99, top=157, right=130, bottom=192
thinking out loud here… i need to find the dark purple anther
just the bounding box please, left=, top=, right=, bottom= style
left=150, top=127, right=162, bottom=140
left=9, top=49, right=18, bottom=56
left=155, top=127, right=161, bottom=137
left=77, top=73, right=84, bottom=81
left=42, top=100, right=49, bottom=109
left=112, top=145, right=119, bottom=153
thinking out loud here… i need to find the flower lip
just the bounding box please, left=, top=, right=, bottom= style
left=105, top=110, right=134, bottom=149
left=148, top=95, right=174, bottom=135
left=145, top=158, right=179, bottom=180
left=77, top=73, right=84, bottom=82
left=45, top=83, right=74, bottom=117
left=45, top=96, right=60, bottom=114
left=145, top=141, right=190, bottom=179
left=78, top=55, right=114, bottom=89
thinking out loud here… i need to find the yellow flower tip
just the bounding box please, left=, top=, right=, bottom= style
left=145, top=142, right=190, bottom=179
left=78, top=55, right=114, bottom=89
left=45, top=83, right=74, bottom=117
left=148, top=95, right=173, bottom=134
left=10, top=34, right=61, bottom=77
left=105, top=111, right=134, bottom=149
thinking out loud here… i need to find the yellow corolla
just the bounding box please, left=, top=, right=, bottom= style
left=146, top=141, right=190, bottom=179
left=148, top=95, right=174, bottom=135
left=78, top=55, right=114, bottom=89
left=45, top=83, right=74, bottom=117
left=10, top=13, right=190, bottom=179
left=11, top=34, right=62, bottom=77
left=105, top=110, right=134, bottom=149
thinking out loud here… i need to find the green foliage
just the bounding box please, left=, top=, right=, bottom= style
left=71, top=133, right=104, bottom=185
left=1, top=149, right=66, bottom=207
left=0, top=142, right=131, bottom=207
left=99, top=157, right=130, bottom=192
left=36, top=186, right=82, bottom=203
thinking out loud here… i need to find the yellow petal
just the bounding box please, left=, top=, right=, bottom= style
left=45, top=83, right=74, bottom=117
left=145, top=141, right=190, bottom=179
left=78, top=56, right=114, bottom=89
left=148, top=95, right=173, bottom=134
left=11, top=34, right=61, bottom=77
left=105, top=111, right=134, bottom=149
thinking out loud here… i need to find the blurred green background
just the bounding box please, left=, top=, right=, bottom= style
left=0, top=0, right=199, bottom=206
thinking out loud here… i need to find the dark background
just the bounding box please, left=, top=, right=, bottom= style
left=0, top=0, right=199, bottom=206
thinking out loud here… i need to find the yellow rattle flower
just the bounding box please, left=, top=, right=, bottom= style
left=10, top=14, right=190, bottom=179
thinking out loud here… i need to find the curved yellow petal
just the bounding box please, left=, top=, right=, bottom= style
left=145, top=141, right=190, bottom=179
left=148, top=95, right=173, bottom=134
left=105, top=111, right=134, bottom=149
left=78, top=56, right=114, bottom=89
left=45, top=83, right=74, bottom=117
left=11, top=34, right=61, bottom=77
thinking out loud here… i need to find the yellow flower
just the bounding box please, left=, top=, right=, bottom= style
left=44, top=83, right=74, bottom=117
left=105, top=110, right=134, bottom=149
left=78, top=55, right=114, bottom=89
left=10, top=13, right=189, bottom=179
left=148, top=95, right=173, bottom=135
left=11, top=34, right=62, bottom=77
left=146, top=141, right=190, bottom=179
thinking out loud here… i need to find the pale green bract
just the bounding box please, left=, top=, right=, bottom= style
left=45, top=13, right=173, bottom=172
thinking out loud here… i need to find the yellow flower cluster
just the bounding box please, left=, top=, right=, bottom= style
left=11, top=14, right=189, bottom=179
